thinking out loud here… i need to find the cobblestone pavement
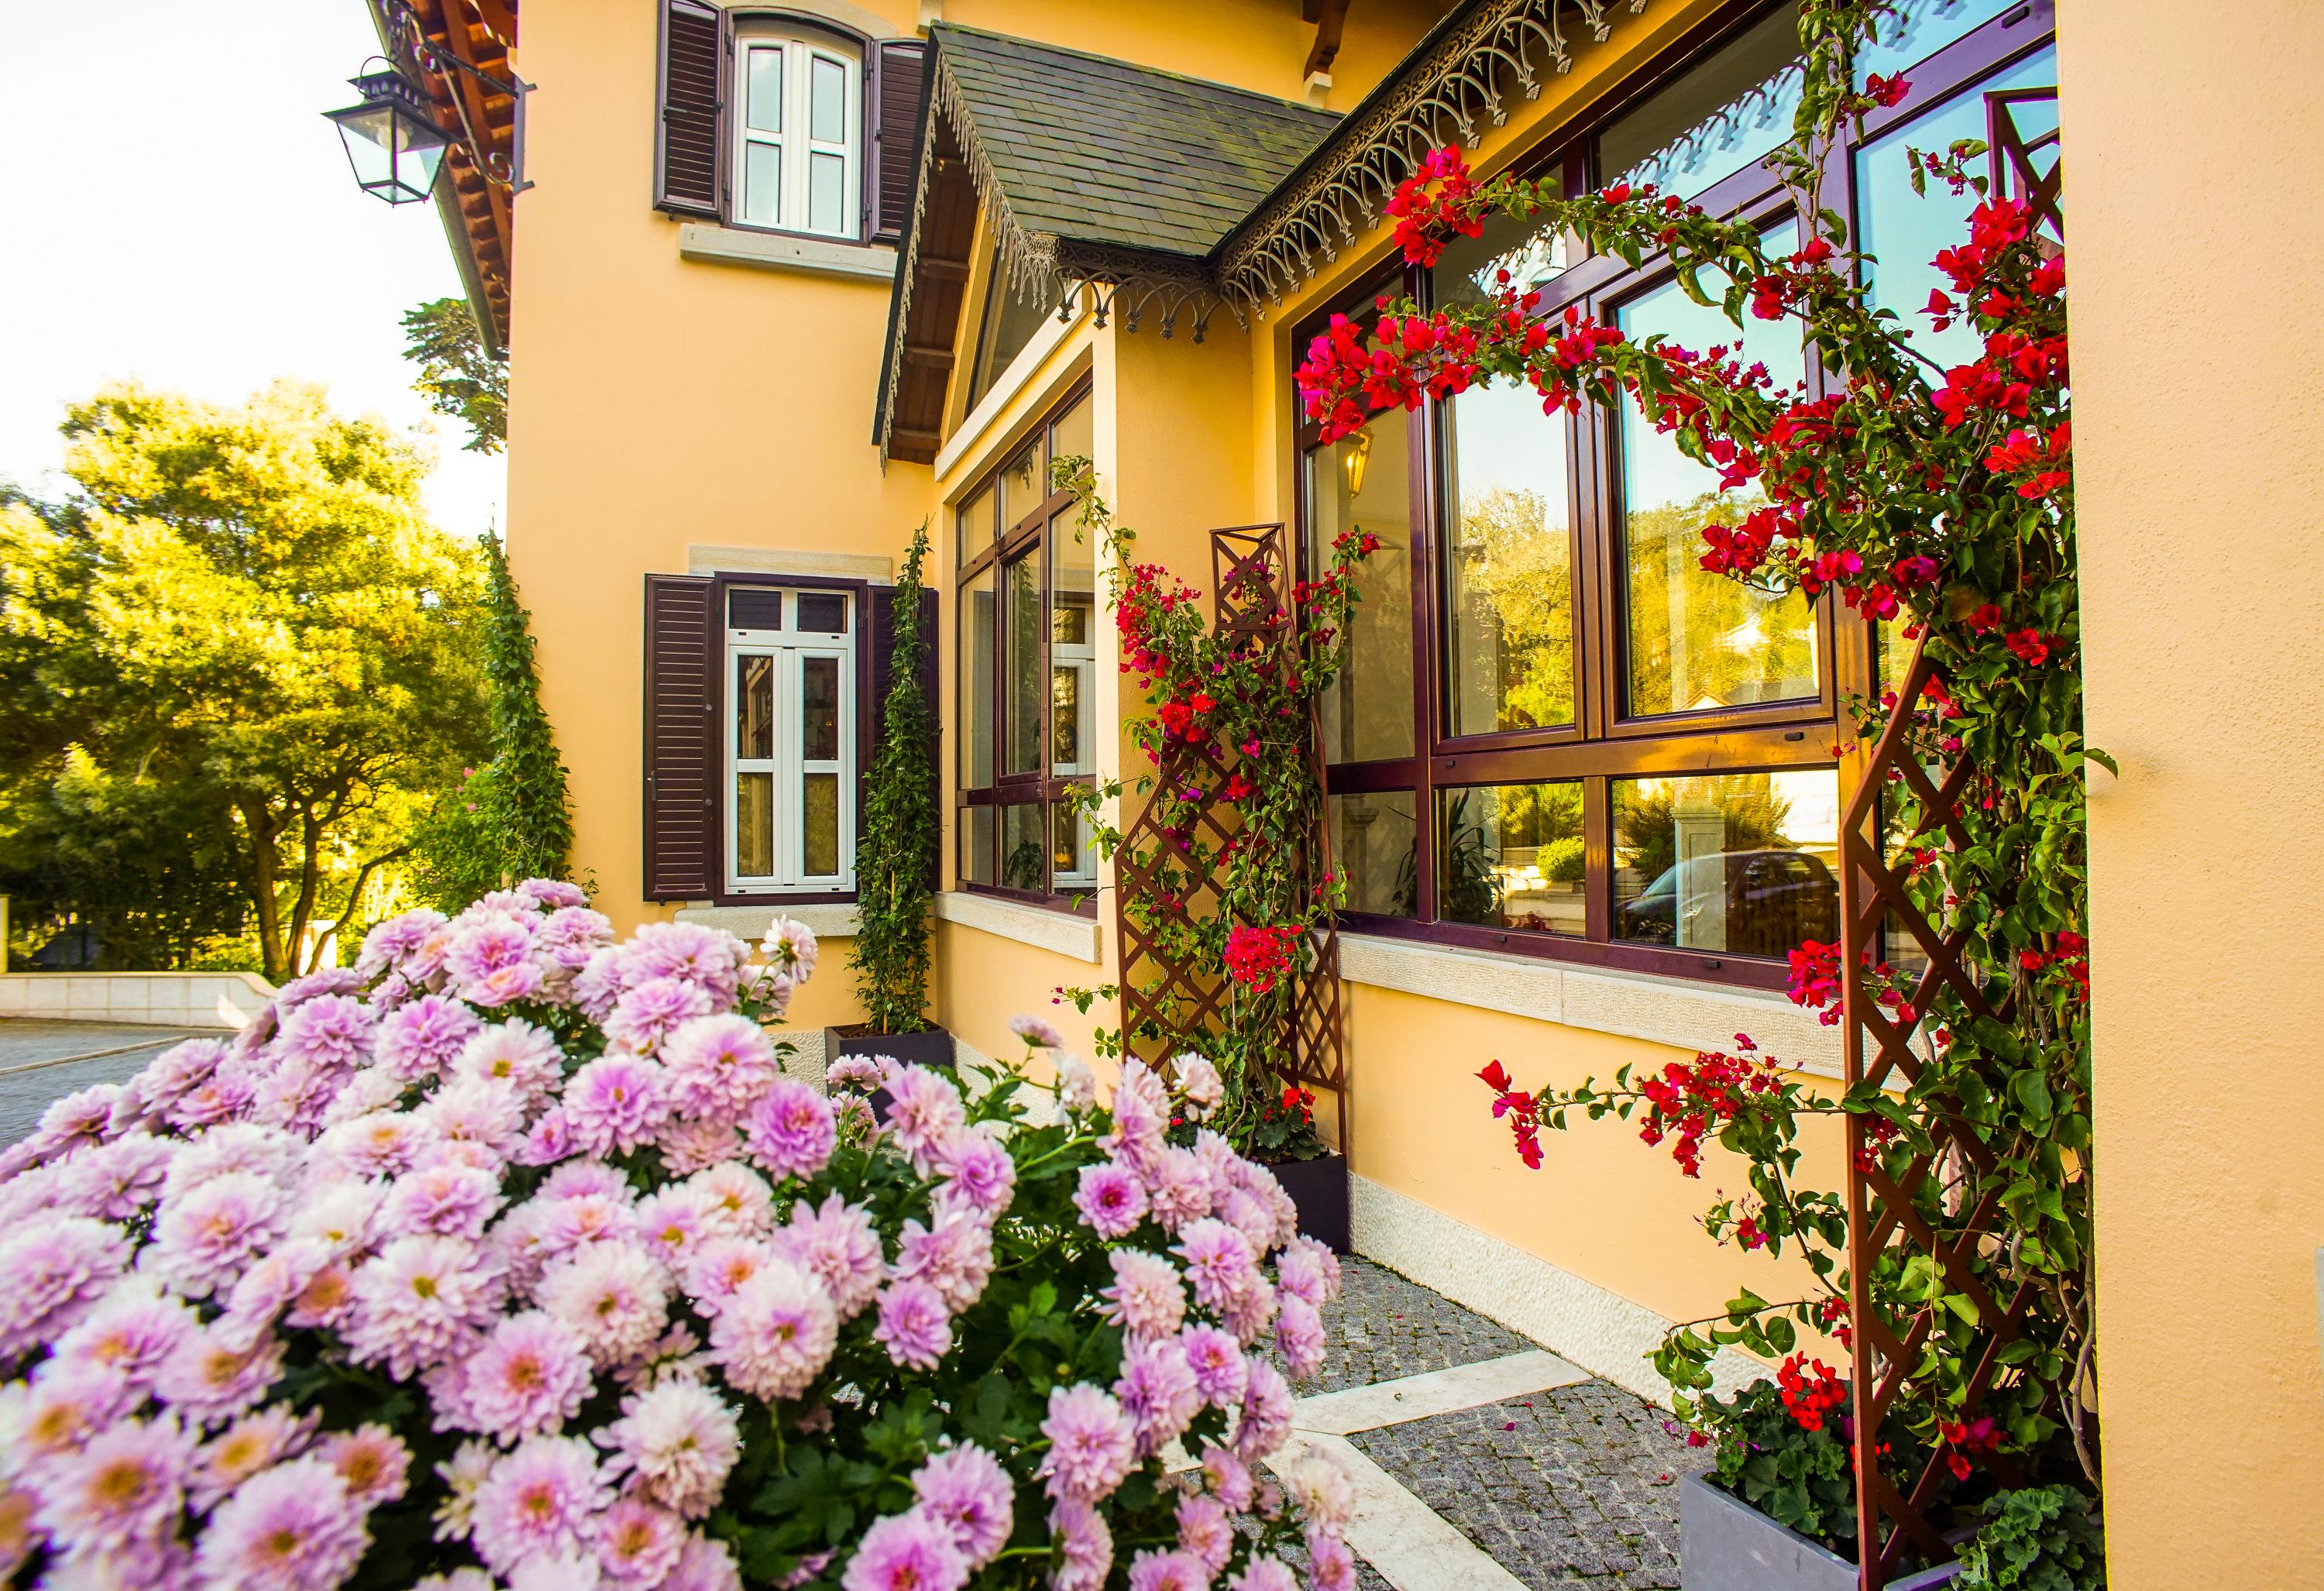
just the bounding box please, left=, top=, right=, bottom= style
left=0, top=1020, right=206, bottom=1143
left=1302, top=1256, right=1708, bottom=1589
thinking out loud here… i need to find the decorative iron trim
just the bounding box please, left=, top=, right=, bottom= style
left=1214, top=0, right=1651, bottom=316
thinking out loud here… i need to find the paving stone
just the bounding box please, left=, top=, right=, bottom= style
left=1349, top=1383, right=1713, bottom=1589
left=1277, top=1254, right=1534, bottom=1394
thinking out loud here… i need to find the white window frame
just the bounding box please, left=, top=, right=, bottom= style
left=732, top=26, right=861, bottom=240
left=1050, top=596, right=1097, bottom=889
left=726, top=589, right=857, bottom=895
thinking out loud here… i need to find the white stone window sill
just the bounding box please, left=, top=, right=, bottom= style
left=1338, top=932, right=1852, bottom=1081
left=676, top=903, right=860, bottom=940
left=935, top=891, right=1102, bottom=964
left=678, top=223, right=897, bottom=283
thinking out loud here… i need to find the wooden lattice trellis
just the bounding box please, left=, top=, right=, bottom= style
left=1112, top=523, right=1348, bottom=1153
left=1839, top=90, right=2068, bottom=1589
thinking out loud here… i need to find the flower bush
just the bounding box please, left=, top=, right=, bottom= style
left=1047, top=462, right=1372, bottom=1157
left=0, top=881, right=1353, bottom=1589
left=1301, top=0, right=2099, bottom=1577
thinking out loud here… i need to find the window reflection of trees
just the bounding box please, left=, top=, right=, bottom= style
left=1624, top=489, right=1818, bottom=715
left=1449, top=486, right=1576, bottom=731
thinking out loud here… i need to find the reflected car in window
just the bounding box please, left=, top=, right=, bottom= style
left=1616, top=847, right=1838, bottom=958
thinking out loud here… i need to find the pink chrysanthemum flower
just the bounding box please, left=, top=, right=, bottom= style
left=1055, top=1052, right=1098, bottom=1114
left=710, top=1260, right=837, bottom=1400
left=909, top=1442, right=1013, bottom=1569
left=40, top=1412, right=194, bottom=1558
left=456, top=1019, right=566, bottom=1099
left=1171, top=1218, right=1257, bottom=1312
left=877, top=1062, right=966, bottom=1173
left=657, top=1118, right=742, bottom=1175
left=564, top=1053, right=669, bottom=1156
left=1286, top=1451, right=1354, bottom=1534
left=593, top=1380, right=741, bottom=1520
left=357, top=906, right=445, bottom=978
left=1220, top=1271, right=1279, bottom=1349
left=1227, top=1556, right=1298, bottom=1591
left=1114, top=1338, right=1202, bottom=1459
left=1049, top=1498, right=1114, bottom=1591
left=1177, top=1325, right=1248, bottom=1409
left=195, top=1457, right=370, bottom=1591
left=599, top=1495, right=688, bottom=1589
left=1100, top=1249, right=1188, bottom=1343
left=1074, top=1161, right=1148, bottom=1239
left=132, top=1039, right=228, bottom=1117
left=419, top=1075, right=529, bottom=1159
left=165, top=1067, right=256, bottom=1131
left=662, top=1014, right=779, bottom=1122
left=823, top=1056, right=883, bottom=1093
left=1171, top=1053, right=1225, bottom=1119
left=741, top=1078, right=836, bottom=1182
left=841, top=1508, right=966, bottom=1591
left=215, top=1241, right=332, bottom=1349
left=1126, top=1548, right=1212, bottom=1591
left=537, top=902, right=614, bottom=967
left=538, top=1157, right=637, bottom=1202
left=935, top=1131, right=1016, bottom=1218
left=1037, top=1383, right=1135, bottom=1504
left=465, top=959, right=545, bottom=1009
left=1235, top=1357, right=1294, bottom=1463
left=346, top=1234, right=504, bottom=1380
left=273, top=993, right=376, bottom=1074
left=317, top=1108, right=433, bottom=1180
left=1008, top=1014, right=1064, bottom=1050
left=191, top=1405, right=317, bottom=1510
left=1104, top=1060, right=1171, bottom=1171
left=1306, top=1526, right=1358, bottom=1591
left=57, top=1133, right=176, bottom=1222
left=893, top=1208, right=994, bottom=1314
left=51, top=1280, right=198, bottom=1391
left=573, top=946, right=625, bottom=1023
left=604, top=977, right=715, bottom=1053
left=443, top=918, right=537, bottom=988
left=287, top=1179, right=386, bottom=1255
left=275, top=966, right=368, bottom=1008
left=380, top=1162, right=506, bottom=1242
left=521, top=878, right=593, bottom=911
left=462, top=1311, right=594, bottom=1443
left=36, top=1085, right=124, bottom=1155
left=683, top=1235, right=775, bottom=1317
left=537, top=1241, right=669, bottom=1369
left=1176, top=1492, right=1232, bottom=1574
left=773, top=1194, right=885, bottom=1320
left=161, top=1121, right=296, bottom=1198
left=1276, top=1235, right=1342, bottom=1308
left=664, top=1531, right=748, bottom=1591
left=636, top=1185, right=719, bottom=1273
left=871, top=1280, right=951, bottom=1372
left=688, top=1161, right=775, bottom=1238
left=1276, top=1294, right=1326, bottom=1380
left=516, top=1105, right=578, bottom=1167
left=319, top=1421, right=412, bottom=1507
left=758, top=916, right=819, bottom=981
left=287, top=1260, right=357, bottom=1331
left=468, top=1435, right=612, bottom=1579
left=1144, top=1146, right=1214, bottom=1232
left=376, top=995, right=483, bottom=1082
left=0, top=1215, right=132, bottom=1355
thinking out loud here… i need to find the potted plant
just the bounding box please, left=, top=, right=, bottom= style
left=1250, top=1081, right=1349, bottom=1253
left=831, top=524, right=951, bottom=1078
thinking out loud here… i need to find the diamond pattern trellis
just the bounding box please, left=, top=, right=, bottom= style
left=1111, top=522, right=1348, bottom=1151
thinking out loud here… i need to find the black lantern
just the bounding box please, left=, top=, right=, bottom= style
left=324, top=69, right=449, bottom=205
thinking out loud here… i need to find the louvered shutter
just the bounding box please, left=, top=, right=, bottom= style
left=643, top=575, right=717, bottom=900
left=655, top=0, right=724, bottom=218
left=870, top=40, right=927, bottom=243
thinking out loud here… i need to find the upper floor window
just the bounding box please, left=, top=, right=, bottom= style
left=726, top=586, right=856, bottom=894
left=734, top=25, right=861, bottom=237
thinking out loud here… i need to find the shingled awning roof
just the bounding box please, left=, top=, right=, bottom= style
left=875, top=26, right=1339, bottom=462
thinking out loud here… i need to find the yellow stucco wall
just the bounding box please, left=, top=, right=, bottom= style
left=2061, top=1, right=2324, bottom=1584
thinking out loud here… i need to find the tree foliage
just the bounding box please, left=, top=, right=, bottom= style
left=848, top=525, right=938, bottom=1033
left=0, top=382, right=490, bottom=977
left=400, top=296, right=507, bottom=455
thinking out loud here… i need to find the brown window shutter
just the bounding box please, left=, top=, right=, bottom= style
left=870, top=40, right=927, bottom=244
left=655, top=0, right=725, bottom=218
left=643, top=575, right=717, bottom=900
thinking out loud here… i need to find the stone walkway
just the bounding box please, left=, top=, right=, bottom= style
left=0, top=1019, right=206, bottom=1143
left=1273, top=1256, right=1711, bottom=1590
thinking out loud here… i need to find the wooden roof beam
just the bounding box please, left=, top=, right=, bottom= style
left=1304, top=0, right=1352, bottom=85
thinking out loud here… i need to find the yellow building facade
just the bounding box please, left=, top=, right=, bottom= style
left=383, top=0, right=2324, bottom=1582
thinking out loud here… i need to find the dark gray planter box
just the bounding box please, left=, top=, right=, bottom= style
left=1680, top=1472, right=1958, bottom=1591
left=1267, top=1152, right=1349, bottom=1254
left=826, top=1025, right=954, bottom=1119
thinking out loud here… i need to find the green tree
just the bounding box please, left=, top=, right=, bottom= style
left=0, top=382, right=490, bottom=978
left=401, top=297, right=507, bottom=454
left=848, top=527, right=938, bottom=1033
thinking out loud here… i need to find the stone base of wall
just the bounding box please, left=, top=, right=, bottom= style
left=0, top=973, right=276, bottom=1029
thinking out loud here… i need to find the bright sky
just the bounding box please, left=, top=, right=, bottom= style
left=0, top=0, right=506, bottom=536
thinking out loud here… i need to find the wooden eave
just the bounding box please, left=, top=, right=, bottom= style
left=882, top=119, right=980, bottom=466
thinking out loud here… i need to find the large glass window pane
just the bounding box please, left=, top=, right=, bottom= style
left=742, top=142, right=782, bottom=227
left=800, top=656, right=839, bottom=761
left=1437, top=783, right=1584, bottom=935
left=962, top=806, right=995, bottom=887
left=736, top=773, right=775, bottom=878
left=1443, top=383, right=1576, bottom=735
left=1000, top=549, right=1043, bottom=776
left=802, top=772, right=839, bottom=877
left=1051, top=510, right=1095, bottom=775
left=737, top=655, right=775, bottom=761
left=1432, top=204, right=1572, bottom=314
left=729, top=589, right=783, bottom=630
left=796, top=592, right=847, bottom=634
left=1000, top=803, right=1045, bottom=891
left=1857, top=45, right=2058, bottom=369
left=808, top=151, right=844, bottom=235
left=1616, top=224, right=1818, bottom=716
left=957, top=483, right=995, bottom=570
left=1855, top=0, right=2020, bottom=84
left=810, top=54, right=845, bottom=143
left=999, top=442, right=1044, bottom=531
left=1599, top=4, right=1803, bottom=198
left=961, top=566, right=995, bottom=786
left=1305, top=413, right=1414, bottom=765
left=745, top=46, right=783, bottom=133
left=1329, top=792, right=1416, bottom=918
left=1612, top=770, right=1841, bottom=957
left=967, top=253, right=1048, bottom=411
left=1049, top=392, right=1092, bottom=468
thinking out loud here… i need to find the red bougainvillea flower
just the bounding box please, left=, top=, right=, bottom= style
left=1864, top=71, right=1911, bottom=108
left=2003, top=627, right=2052, bottom=668
left=1383, top=146, right=1484, bottom=266
left=1965, top=603, right=2003, bottom=632
left=1222, top=925, right=1299, bottom=995
left=1786, top=940, right=1844, bottom=1025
